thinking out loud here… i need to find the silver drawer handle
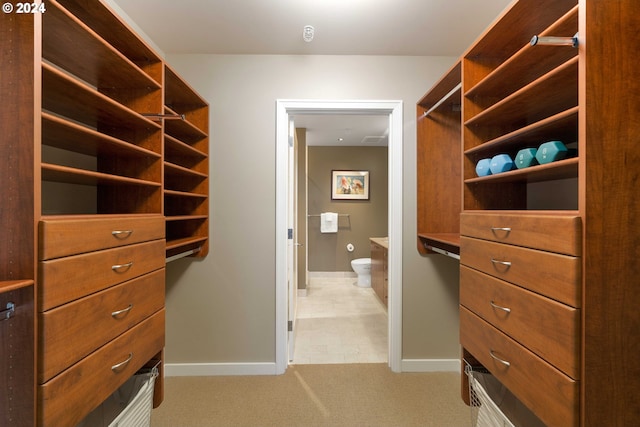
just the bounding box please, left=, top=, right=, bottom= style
left=112, top=230, right=133, bottom=239
left=0, top=302, right=15, bottom=321
left=490, top=301, right=511, bottom=313
left=490, top=227, right=511, bottom=238
left=111, top=353, right=133, bottom=372
left=489, top=350, right=511, bottom=367
left=111, top=304, right=133, bottom=318
left=111, top=262, right=133, bottom=272
left=491, top=259, right=512, bottom=267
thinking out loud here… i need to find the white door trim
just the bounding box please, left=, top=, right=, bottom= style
left=275, top=99, right=403, bottom=374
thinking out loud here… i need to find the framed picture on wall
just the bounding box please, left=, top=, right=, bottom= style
left=331, top=170, right=370, bottom=200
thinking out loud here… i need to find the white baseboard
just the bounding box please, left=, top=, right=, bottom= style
left=401, top=359, right=461, bottom=372
left=308, top=271, right=356, bottom=278
left=164, top=362, right=278, bottom=377
left=165, top=360, right=460, bottom=376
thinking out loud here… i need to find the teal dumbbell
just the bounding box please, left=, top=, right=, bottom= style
left=475, top=158, right=492, bottom=177
left=515, top=148, right=538, bottom=169
left=490, top=154, right=514, bottom=174
left=536, top=141, right=568, bottom=164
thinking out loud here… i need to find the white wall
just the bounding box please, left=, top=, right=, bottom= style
left=163, top=54, right=462, bottom=371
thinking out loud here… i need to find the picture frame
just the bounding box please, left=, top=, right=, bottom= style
left=331, top=170, right=370, bottom=200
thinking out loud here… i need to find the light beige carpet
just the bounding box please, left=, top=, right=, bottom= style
left=150, top=364, right=471, bottom=427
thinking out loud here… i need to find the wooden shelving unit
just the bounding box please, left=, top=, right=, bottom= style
left=416, top=0, right=640, bottom=425
left=2, top=0, right=210, bottom=425
left=163, top=65, right=210, bottom=260
left=416, top=61, right=462, bottom=257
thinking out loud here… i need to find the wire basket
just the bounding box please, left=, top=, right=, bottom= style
left=464, top=361, right=515, bottom=427
left=77, top=364, right=159, bottom=427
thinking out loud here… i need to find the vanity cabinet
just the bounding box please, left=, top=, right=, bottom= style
left=370, top=239, right=388, bottom=307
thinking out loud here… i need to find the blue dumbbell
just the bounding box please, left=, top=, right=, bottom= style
left=476, top=158, right=492, bottom=177
left=536, top=141, right=568, bottom=164
left=490, top=154, right=514, bottom=174
left=515, top=148, right=538, bottom=169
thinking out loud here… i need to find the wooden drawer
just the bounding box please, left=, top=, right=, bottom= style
left=460, top=236, right=580, bottom=307
left=460, top=212, right=581, bottom=256
left=39, top=239, right=165, bottom=311
left=460, top=307, right=578, bottom=427
left=38, top=309, right=165, bottom=427
left=39, top=215, right=165, bottom=260
left=39, top=268, right=165, bottom=383
left=460, top=266, right=579, bottom=379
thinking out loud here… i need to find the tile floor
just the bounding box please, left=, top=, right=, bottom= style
left=292, top=275, right=388, bottom=364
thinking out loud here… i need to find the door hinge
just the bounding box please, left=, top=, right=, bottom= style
left=288, top=228, right=293, bottom=239
left=288, top=320, right=293, bottom=332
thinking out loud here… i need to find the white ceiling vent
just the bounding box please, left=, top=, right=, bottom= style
left=360, top=136, right=388, bottom=145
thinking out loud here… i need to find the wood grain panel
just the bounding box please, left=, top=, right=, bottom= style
left=460, top=307, right=578, bottom=427
left=39, top=239, right=165, bottom=311
left=39, top=269, right=164, bottom=382
left=461, top=236, right=580, bottom=307
left=38, top=310, right=165, bottom=427
left=460, top=266, right=580, bottom=378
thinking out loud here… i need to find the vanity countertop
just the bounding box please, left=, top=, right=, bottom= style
left=370, top=237, right=388, bottom=249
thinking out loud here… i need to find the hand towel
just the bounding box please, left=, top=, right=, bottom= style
left=320, top=212, right=338, bottom=233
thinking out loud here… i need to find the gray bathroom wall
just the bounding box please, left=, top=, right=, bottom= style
left=307, top=145, right=388, bottom=272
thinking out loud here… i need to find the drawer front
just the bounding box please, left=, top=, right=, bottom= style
left=38, top=309, right=165, bottom=427
left=39, top=269, right=165, bottom=383
left=460, top=307, right=578, bottom=427
left=39, top=239, right=165, bottom=311
left=460, top=236, right=580, bottom=307
left=460, top=266, right=579, bottom=379
left=39, top=215, right=165, bottom=260
left=460, top=212, right=581, bottom=256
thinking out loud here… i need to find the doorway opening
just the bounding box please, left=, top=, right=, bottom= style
left=293, top=114, right=389, bottom=365
left=275, top=100, right=403, bottom=374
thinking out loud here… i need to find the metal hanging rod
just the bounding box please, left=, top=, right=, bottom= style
left=166, top=247, right=201, bottom=263
left=423, top=83, right=462, bottom=118
left=142, top=113, right=186, bottom=121
left=308, top=214, right=350, bottom=218
left=530, top=33, right=579, bottom=48
left=1, top=302, right=15, bottom=321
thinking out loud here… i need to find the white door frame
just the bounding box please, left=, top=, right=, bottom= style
left=275, top=99, right=403, bottom=374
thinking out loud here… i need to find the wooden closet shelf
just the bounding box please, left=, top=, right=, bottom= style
left=464, top=157, right=578, bottom=184
left=42, top=62, right=161, bottom=132
left=164, top=189, right=208, bottom=199
left=165, top=215, right=208, bottom=222
left=0, top=280, right=34, bottom=292
left=42, top=112, right=162, bottom=159
left=465, top=6, right=578, bottom=101
left=465, top=56, right=578, bottom=127
left=43, top=1, right=160, bottom=91
left=165, top=133, right=208, bottom=159
left=165, top=236, right=207, bottom=251
left=42, top=163, right=162, bottom=187
left=56, top=0, right=163, bottom=71
left=164, top=162, right=208, bottom=179
left=464, top=107, right=578, bottom=156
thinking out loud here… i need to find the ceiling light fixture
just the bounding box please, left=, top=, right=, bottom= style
left=303, top=25, right=314, bottom=42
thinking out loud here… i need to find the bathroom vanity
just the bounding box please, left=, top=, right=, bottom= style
left=370, top=238, right=388, bottom=307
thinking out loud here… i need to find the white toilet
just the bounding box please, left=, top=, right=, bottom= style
left=351, top=258, right=372, bottom=287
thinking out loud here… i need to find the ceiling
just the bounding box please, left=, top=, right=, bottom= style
left=112, top=0, right=513, bottom=145
left=112, top=0, right=512, bottom=56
